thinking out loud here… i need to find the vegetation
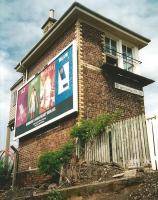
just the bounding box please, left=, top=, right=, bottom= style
left=48, top=189, right=66, bottom=200
left=38, top=111, right=121, bottom=181
left=0, top=159, right=12, bottom=188
left=38, top=142, right=75, bottom=178
left=70, top=111, right=120, bottom=155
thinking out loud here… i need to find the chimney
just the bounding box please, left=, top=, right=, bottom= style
left=41, top=9, right=57, bottom=34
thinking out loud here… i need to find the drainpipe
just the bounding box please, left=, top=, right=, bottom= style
left=11, top=145, right=19, bottom=189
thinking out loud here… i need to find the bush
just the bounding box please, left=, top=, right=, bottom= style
left=0, top=159, right=12, bottom=188
left=38, top=142, right=75, bottom=178
left=48, top=190, right=66, bottom=200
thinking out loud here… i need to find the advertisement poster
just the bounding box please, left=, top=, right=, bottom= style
left=15, top=41, right=77, bottom=139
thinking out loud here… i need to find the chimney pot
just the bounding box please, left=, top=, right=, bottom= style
left=41, top=9, right=56, bottom=34
left=49, top=9, right=54, bottom=18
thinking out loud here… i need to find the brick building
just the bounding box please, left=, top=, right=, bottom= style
left=8, top=2, right=154, bottom=185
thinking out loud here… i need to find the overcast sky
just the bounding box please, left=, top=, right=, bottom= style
left=0, top=0, right=158, bottom=150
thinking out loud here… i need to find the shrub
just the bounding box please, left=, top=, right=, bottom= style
left=0, top=159, right=12, bottom=188
left=38, top=142, right=75, bottom=178
left=48, top=190, right=66, bottom=200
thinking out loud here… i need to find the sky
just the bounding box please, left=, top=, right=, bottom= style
left=0, top=0, right=158, bottom=150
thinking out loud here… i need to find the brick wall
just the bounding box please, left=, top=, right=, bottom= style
left=18, top=24, right=77, bottom=175
left=81, top=23, right=103, bottom=67
left=18, top=116, right=76, bottom=171
left=82, top=66, right=144, bottom=119
left=80, top=22, right=144, bottom=119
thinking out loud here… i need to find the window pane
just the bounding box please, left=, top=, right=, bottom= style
left=105, top=37, right=110, bottom=45
left=122, top=45, right=126, bottom=54
left=111, top=40, right=117, bottom=56
left=105, top=37, right=110, bottom=53
left=105, top=45, right=110, bottom=53
left=111, top=40, right=116, bottom=49
left=127, top=47, right=132, bottom=57
left=105, top=37, right=117, bottom=56
left=122, top=45, right=133, bottom=71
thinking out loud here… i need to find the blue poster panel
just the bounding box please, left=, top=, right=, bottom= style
left=15, top=41, right=78, bottom=139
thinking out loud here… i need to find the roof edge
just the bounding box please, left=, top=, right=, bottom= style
left=15, top=2, right=151, bottom=71
left=10, top=76, right=23, bottom=91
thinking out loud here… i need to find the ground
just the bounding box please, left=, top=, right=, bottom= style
left=0, top=162, right=158, bottom=199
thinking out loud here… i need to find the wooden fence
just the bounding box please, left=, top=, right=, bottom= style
left=81, top=114, right=151, bottom=168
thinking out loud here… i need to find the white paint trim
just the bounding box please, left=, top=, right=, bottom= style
left=115, top=82, right=144, bottom=96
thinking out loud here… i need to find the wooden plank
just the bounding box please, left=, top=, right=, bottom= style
left=116, top=122, right=121, bottom=165
left=142, top=115, right=150, bottom=162
left=97, top=136, right=99, bottom=162
left=107, top=131, right=110, bottom=162
left=120, top=121, right=125, bottom=167
left=125, top=118, right=130, bottom=167
left=137, top=115, right=143, bottom=166
left=133, top=116, right=140, bottom=167
left=114, top=124, right=119, bottom=163
left=123, top=120, right=127, bottom=168
left=130, top=117, right=136, bottom=162
left=100, top=134, right=103, bottom=162
left=119, top=121, right=123, bottom=166
left=152, top=117, right=158, bottom=167
left=112, top=125, right=117, bottom=163
left=127, top=118, right=132, bottom=162
left=139, top=115, right=147, bottom=164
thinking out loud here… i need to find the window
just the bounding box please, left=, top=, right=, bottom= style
left=105, top=37, right=117, bottom=56
left=122, top=45, right=133, bottom=71
left=11, top=91, right=17, bottom=106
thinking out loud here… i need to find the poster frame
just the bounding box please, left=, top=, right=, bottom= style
left=14, top=40, right=78, bottom=140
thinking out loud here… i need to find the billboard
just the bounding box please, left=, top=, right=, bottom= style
left=15, top=41, right=78, bottom=139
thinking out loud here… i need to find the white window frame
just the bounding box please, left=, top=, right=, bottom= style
left=122, top=44, right=134, bottom=72
left=103, top=32, right=140, bottom=74
left=105, top=36, right=117, bottom=57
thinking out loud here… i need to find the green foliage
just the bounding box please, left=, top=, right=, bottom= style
left=61, top=142, right=75, bottom=165
left=48, top=189, right=66, bottom=200
left=0, top=159, right=12, bottom=188
left=70, top=111, right=120, bottom=144
left=38, top=111, right=121, bottom=178
left=38, top=142, right=75, bottom=177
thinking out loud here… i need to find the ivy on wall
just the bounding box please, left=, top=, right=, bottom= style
left=70, top=110, right=121, bottom=155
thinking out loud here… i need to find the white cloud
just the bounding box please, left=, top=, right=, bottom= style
left=0, top=50, right=21, bottom=150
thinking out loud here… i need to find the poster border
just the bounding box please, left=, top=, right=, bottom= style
left=14, top=40, right=78, bottom=140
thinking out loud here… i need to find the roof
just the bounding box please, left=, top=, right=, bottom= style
left=10, top=76, right=23, bottom=91
left=102, top=63, right=154, bottom=87
left=15, top=2, right=150, bottom=72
